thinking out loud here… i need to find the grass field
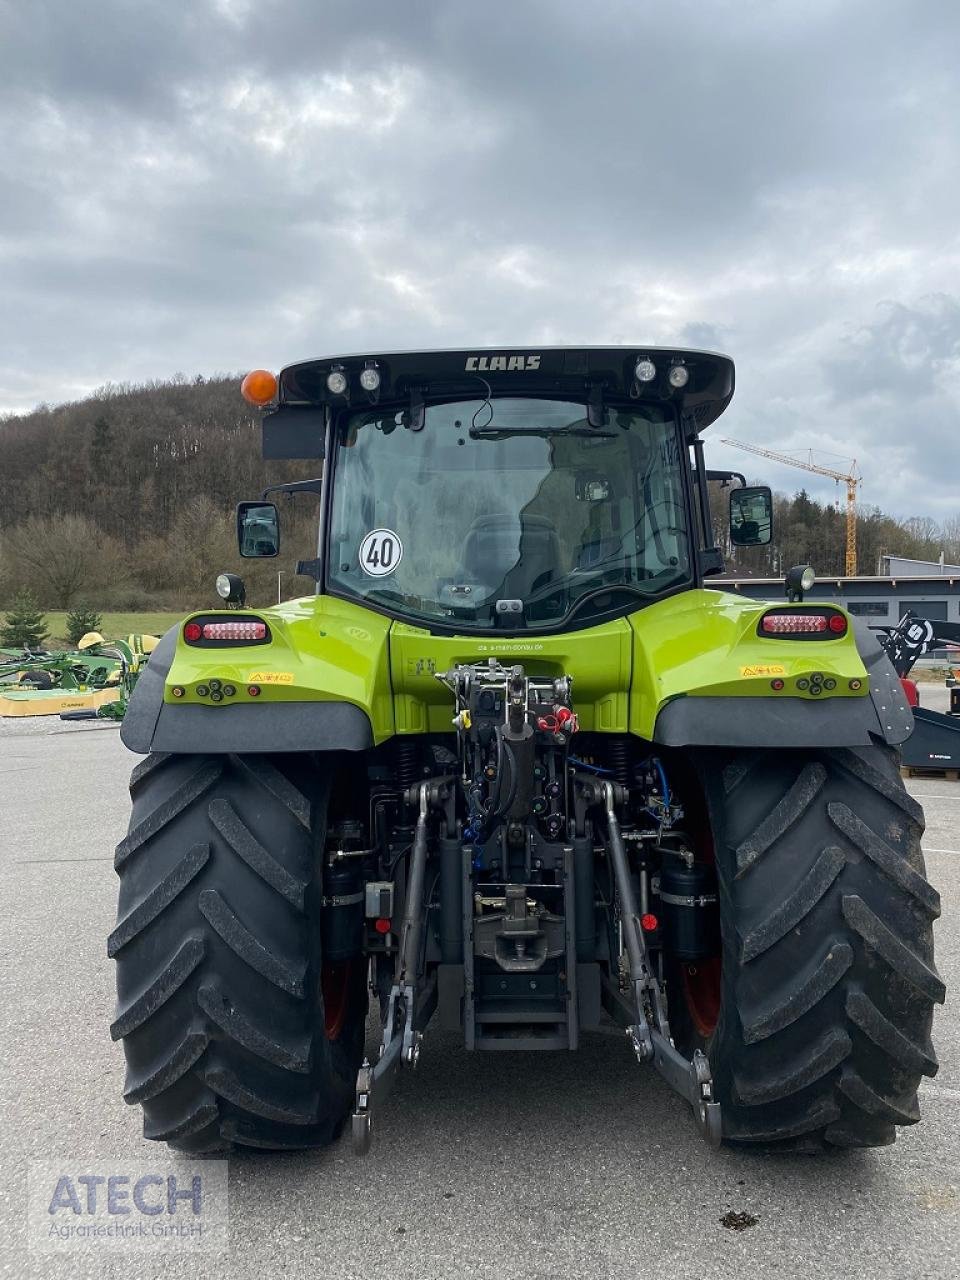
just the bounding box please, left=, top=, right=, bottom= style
left=37, top=612, right=184, bottom=645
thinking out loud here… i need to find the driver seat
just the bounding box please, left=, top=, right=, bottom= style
left=463, top=514, right=562, bottom=601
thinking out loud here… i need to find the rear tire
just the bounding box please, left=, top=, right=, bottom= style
left=110, top=752, right=367, bottom=1153
left=687, top=743, right=944, bottom=1150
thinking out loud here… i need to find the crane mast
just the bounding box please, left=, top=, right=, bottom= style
left=720, top=438, right=861, bottom=576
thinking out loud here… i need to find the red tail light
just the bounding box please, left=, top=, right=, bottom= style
left=762, top=614, right=828, bottom=633
left=202, top=621, right=267, bottom=641
left=759, top=609, right=847, bottom=638
left=183, top=615, right=271, bottom=646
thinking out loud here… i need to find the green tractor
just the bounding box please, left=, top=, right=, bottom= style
left=112, top=348, right=943, bottom=1156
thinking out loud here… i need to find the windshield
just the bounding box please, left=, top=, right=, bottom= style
left=327, top=397, right=691, bottom=630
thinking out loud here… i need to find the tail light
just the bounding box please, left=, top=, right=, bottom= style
left=183, top=615, right=271, bottom=647
left=758, top=609, right=848, bottom=639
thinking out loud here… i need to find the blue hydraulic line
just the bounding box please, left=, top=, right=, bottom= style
left=569, top=756, right=614, bottom=776
left=652, top=757, right=671, bottom=809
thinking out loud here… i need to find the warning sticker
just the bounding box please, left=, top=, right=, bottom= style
left=359, top=528, right=403, bottom=577
left=247, top=671, right=295, bottom=684
left=740, top=664, right=786, bottom=678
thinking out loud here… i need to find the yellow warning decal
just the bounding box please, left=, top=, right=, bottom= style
left=740, top=664, right=786, bottom=678
left=247, top=671, right=295, bottom=685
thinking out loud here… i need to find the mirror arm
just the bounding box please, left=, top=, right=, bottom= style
left=295, top=558, right=322, bottom=582
left=260, top=478, right=324, bottom=500
left=705, top=469, right=747, bottom=488
left=691, top=436, right=723, bottom=575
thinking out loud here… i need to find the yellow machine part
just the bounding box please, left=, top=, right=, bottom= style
left=0, top=686, right=122, bottom=718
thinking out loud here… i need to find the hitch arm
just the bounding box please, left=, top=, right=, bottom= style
left=600, top=782, right=721, bottom=1148
left=352, top=781, right=445, bottom=1155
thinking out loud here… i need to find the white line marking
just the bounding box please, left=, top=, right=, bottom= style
left=921, top=1084, right=960, bottom=1103
left=909, top=793, right=960, bottom=800
left=922, top=847, right=960, bottom=855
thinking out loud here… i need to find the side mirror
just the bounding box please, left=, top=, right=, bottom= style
left=237, top=502, right=280, bottom=557
left=729, top=485, right=773, bottom=546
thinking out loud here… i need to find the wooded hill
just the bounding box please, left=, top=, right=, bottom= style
left=0, top=374, right=954, bottom=609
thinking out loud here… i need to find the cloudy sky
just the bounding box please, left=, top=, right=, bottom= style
left=1, top=0, right=957, bottom=521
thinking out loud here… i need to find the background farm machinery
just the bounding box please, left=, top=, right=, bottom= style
left=0, top=633, right=157, bottom=719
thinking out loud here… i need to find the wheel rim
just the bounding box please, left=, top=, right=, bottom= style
left=321, top=961, right=353, bottom=1040
left=681, top=956, right=722, bottom=1039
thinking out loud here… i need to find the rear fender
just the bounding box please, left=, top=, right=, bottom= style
left=635, top=592, right=913, bottom=749
left=120, top=597, right=394, bottom=755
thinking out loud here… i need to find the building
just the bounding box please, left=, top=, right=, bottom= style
left=717, top=572, right=960, bottom=625
left=881, top=554, right=960, bottom=578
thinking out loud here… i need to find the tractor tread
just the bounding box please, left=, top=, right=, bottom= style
left=110, top=937, right=205, bottom=1040
left=828, top=802, right=940, bottom=917
left=143, top=1101, right=219, bottom=1143
left=115, top=760, right=222, bottom=868
left=839, top=1065, right=921, bottom=1126
left=740, top=844, right=845, bottom=962
left=198, top=888, right=306, bottom=996
left=733, top=1028, right=851, bottom=1105
left=232, top=754, right=311, bottom=830
left=112, top=752, right=365, bottom=1154
left=107, top=844, right=210, bottom=956
left=740, top=942, right=853, bottom=1043
left=200, top=1065, right=319, bottom=1125
left=831, top=748, right=925, bottom=825
left=129, top=752, right=173, bottom=796
left=845, top=989, right=938, bottom=1077
left=697, top=742, right=941, bottom=1150
left=722, top=755, right=759, bottom=796
left=823, top=1118, right=896, bottom=1148
left=123, top=1030, right=208, bottom=1105
left=219, top=1119, right=321, bottom=1150
left=841, top=894, right=946, bottom=1003
left=734, top=762, right=826, bottom=877
left=197, top=983, right=312, bottom=1072
left=208, top=799, right=307, bottom=909
left=726, top=1098, right=841, bottom=1143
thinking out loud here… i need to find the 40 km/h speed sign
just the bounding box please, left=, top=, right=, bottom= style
left=359, top=528, right=403, bottom=577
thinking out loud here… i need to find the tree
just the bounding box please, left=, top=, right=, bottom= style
left=0, top=590, right=48, bottom=650
left=65, top=604, right=104, bottom=646
left=2, top=513, right=131, bottom=607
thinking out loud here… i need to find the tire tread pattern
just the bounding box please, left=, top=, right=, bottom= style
left=111, top=752, right=365, bottom=1153
left=698, top=742, right=943, bottom=1150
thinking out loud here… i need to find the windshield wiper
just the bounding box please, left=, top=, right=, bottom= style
left=468, top=426, right=616, bottom=440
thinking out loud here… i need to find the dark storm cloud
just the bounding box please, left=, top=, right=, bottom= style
left=1, top=0, right=958, bottom=521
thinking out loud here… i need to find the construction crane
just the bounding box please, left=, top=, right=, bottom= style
left=719, top=439, right=861, bottom=577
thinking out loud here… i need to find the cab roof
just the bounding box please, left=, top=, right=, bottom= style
left=278, top=346, right=735, bottom=431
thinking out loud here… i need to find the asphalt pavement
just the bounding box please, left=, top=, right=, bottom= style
left=0, top=696, right=957, bottom=1280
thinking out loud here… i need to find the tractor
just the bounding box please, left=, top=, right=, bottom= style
left=112, top=348, right=943, bottom=1156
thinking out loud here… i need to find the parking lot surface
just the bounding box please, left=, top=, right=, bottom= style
left=1, top=703, right=957, bottom=1280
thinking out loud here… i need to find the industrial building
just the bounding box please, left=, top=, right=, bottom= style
left=717, top=567, right=960, bottom=624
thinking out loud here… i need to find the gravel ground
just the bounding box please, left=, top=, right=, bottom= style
left=0, top=697, right=957, bottom=1280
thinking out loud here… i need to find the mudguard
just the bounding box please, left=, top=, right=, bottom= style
left=121, top=589, right=911, bottom=756
left=120, top=597, right=393, bottom=755
left=650, top=610, right=913, bottom=748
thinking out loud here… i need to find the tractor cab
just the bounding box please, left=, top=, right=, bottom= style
left=240, top=347, right=770, bottom=633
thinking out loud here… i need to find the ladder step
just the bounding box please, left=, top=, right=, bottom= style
left=476, top=1029, right=569, bottom=1051
left=475, top=1004, right=567, bottom=1024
